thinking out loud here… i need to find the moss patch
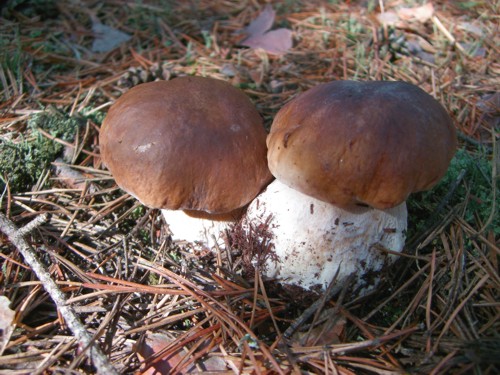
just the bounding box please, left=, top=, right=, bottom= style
left=0, top=111, right=87, bottom=193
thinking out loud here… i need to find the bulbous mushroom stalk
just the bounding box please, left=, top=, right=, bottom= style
left=246, top=80, right=457, bottom=293
left=160, top=208, right=244, bottom=249
left=99, top=77, right=273, bottom=249
left=246, top=180, right=407, bottom=292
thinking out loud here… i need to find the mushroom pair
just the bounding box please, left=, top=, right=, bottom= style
left=99, top=76, right=273, bottom=249
left=246, top=80, right=457, bottom=292
left=100, top=77, right=456, bottom=294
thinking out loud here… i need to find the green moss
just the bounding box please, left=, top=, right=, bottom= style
left=0, top=139, right=47, bottom=193
left=1, top=0, right=58, bottom=20
left=440, top=149, right=497, bottom=233
left=0, top=27, right=24, bottom=99
left=28, top=110, right=84, bottom=144
left=408, top=148, right=499, bottom=236
left=81, top=107, right=106, bottom=125
left=0, top=111, right=90, bottom=193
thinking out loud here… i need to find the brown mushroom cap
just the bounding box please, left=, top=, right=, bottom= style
left=267, top=80, right=457, bottom=209
left=100, top=76, right=273, bottom=214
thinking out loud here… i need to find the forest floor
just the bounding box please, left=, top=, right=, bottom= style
left=0, top=0, right=498, bottom=374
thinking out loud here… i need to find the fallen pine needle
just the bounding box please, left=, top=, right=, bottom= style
left=0, top=212, right=118, bottom=375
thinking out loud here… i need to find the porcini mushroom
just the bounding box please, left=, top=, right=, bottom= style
left=100, top=76, right=273, bottom=248
left=246, top=80, right=457, bottom=292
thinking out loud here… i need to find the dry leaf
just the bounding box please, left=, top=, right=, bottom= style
left=295, top=315, right=347, bottom=346
left=477, top=92, right=500, bottom=113
left=458, top=22, right=484, bottom=37
left=240, top=4, right=292, bottom=55
left=136, top=331, right=228, bottom=374
left=477, top=92, right=500, bottom=130
left=136, top=332, right=192, bottom=374
left=397, top=2, right=434, bottom=23
left=52, top=158, right=98, bottom=193
left=92, top=21, right=131, bottom=53
left=241, top=28, right=293, bottom=55
left=0, top=296, right=15, bottom=355
left=376, top=11, right=400, bottom=26
left=378, top=3, right=434, bottom=26
left=244, top=4, right=275, bottom=37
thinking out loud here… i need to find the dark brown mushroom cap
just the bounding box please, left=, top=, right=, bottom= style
left=99, top=76, right=273, bottom=213
left=267, top=80, right=457, bottom=209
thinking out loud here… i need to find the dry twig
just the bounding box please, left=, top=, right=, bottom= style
left=0, top=213, right=118, bottom=375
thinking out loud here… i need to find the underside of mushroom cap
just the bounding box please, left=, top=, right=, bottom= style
left=267, top=80, right=457, bottom=209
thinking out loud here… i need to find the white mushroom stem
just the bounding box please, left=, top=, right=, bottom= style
left=161, top=209, right=232, bottom=250
left=245, top=180, right=408, bottom=292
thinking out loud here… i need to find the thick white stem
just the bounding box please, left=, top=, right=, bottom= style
left=161, top=209, right=231, bottom=250
left=245, top=180, right=407, bottom=292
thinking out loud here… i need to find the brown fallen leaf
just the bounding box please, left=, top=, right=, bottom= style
left=241, top=28, right=293, bottom=55
left=477, top=92, right=500, bottom=114
left=476, top=92, right=500, bottom=135
left=52, top=158, right=98, bottom=193
left=297, top=317, right=346, bottom=347
left=458, top=21, right=484, bottom=37
left=240, top=4, right=292, bottom=55
left=136, top=331, right=228, bottom=374
left=0, top=296, right=15, bottom=356
left=377, top=3, right=434, bottom=26
left=292, top=308, right=347, bottom=347
left=86, top=10, right=131, bottom=54
left=243, top=4, right=276, bottom=38
left=376, top=11, right=400, bottom=27
left=136, top=331, right=190, bottom=374
left=397, top=2, right=434, bottom=23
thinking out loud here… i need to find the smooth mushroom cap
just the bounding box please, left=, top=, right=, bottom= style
left=100, top=76, right=273, bottom=214
left=267, top=80, right=457, bottom=210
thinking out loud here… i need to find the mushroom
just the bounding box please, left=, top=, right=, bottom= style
left=246, top=80, right=457, bottom=292
left=99, top=76, right=273, bottom=248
